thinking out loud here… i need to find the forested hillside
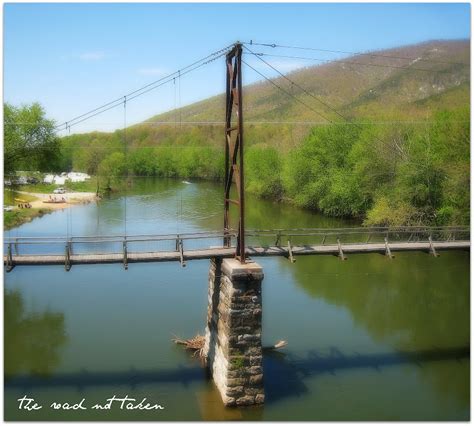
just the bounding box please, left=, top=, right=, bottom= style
left=57, top=39, right=470, bottom=226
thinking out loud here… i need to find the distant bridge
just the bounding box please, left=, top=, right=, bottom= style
left=4, top=226, right=470, bottom=271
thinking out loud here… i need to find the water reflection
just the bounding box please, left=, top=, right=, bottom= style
left=5, top=290, right=67, bottom=379
left=280, top=252, right=469, bottom=408
left=89, top=178, right=349, bottom=235
left=264, top=347, right=469, bottom=405
left=288, top=253, right=469, bottom=349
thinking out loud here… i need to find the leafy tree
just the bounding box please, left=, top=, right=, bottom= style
left=98, top=152, right=127, bottom=186
left=4, top=103, right=61, bottom=174
left=245, top=145, right=283, bottom=199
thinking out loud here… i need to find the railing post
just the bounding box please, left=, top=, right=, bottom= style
left=123, top=239, right=128, bottom=270
left=384, top=237, right=394, bottom=259
left=6, top=243, right=14, bottom=272
left=337, top=238, right=347, bottom=260
left=275, top=231, right=281, bottom=246
left=176, top=237, right=186, bottom=267
left=65, top=241, right=72, bottom=271
left=429, top=235, right=440, bottom=257
left=287, top=239, right=295, bottom=263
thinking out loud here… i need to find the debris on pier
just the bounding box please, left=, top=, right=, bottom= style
left=264, top=340, right=287, bottom=352
left=172, top=334, right=287, bottom=358
left=172, top=334, right=206, bottom=358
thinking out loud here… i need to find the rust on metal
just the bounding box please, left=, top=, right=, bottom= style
left=224, top=43, right=246, bottom=263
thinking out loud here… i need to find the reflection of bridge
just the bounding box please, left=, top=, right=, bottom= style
left=4, top=226, right=470, bottom=271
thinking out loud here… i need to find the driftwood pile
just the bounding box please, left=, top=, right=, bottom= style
left=172, top=333, right=287, bottom=358
left=172, top=334, right=206, bottom=358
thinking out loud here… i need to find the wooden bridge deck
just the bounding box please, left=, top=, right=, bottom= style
left=4, top=240, right=469, bottom=267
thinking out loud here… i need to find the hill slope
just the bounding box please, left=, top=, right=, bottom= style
left=149, top=39, right=469, bottom=125
left=59, top=40, right=470, bottom=227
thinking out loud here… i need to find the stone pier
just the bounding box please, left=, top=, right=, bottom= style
left=203, top=258, right=264, bottom=406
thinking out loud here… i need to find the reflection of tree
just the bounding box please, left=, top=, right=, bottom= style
left=83, top=178, right=355, bottom=237
left=419, top=358, right=470, bottom=408
left=288, top=251, right=469, bottom=406
left=5, top=290, right=67, bottom=378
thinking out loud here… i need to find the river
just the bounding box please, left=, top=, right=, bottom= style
left=4, top=178, right=470, bottom=420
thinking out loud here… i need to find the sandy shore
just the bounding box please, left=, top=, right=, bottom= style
left=14, top=191, right=99, bottom=210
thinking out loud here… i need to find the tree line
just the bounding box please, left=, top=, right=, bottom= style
left=4, top=102, right=469, bottom=226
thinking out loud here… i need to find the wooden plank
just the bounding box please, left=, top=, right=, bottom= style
left=4, top=241, right=469, bottom=267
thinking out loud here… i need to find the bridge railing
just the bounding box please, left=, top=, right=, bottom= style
left=3, top=226, right=470, bottom=257
left=245, top=226, right=470, bottom=248
left=3, top=231, right=238, bottom=257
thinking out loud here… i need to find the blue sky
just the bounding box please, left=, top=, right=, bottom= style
left=4, top=3, right=470, bottom=134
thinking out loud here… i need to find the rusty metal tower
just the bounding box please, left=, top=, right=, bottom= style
left=223, top=43, right=246, bottom=263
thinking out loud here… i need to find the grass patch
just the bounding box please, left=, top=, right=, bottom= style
left=4, top=208, right=50, bottom=230
left=4, top=190, right=38, bottom=205
left=65, top=178, right=98, bottom=193
left=15, top=183, right=57, bottom=194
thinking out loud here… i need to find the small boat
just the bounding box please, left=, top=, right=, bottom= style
left=182, top=180, right=192, bottom=185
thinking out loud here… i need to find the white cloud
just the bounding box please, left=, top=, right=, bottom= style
left=78, top=51, right=106, bottom=61
left=137, top=67, right=169, bottom=77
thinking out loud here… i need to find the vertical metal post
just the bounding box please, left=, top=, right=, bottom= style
left=6, top=243, right=14, bottom=272
left=223, top=43, right=246, bottom=263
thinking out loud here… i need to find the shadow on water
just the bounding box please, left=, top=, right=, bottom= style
left=5, top=290, right=67, bottom=379
left=6, top=346, right=468, bottom=402
left=5, top=365, right=206, bottom=391
left=263, top=346, right=470, bottom=405
left=269, top=252, right=470, bottom=407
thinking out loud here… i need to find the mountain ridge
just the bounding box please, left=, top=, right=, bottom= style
left=144, top=39, right=469, bottom=126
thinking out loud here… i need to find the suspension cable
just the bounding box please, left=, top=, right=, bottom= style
left=241, top=59, right=334, bottom=123
left=54, top=44, right=232, bottom=132
left=123, top=96, right=127, bottom=237
left=243, top=52, right=461, bottom=73
left=243, top=40, right=468, bottom=66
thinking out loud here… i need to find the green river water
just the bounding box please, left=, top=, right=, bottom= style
left=4, top=179, right=470, bottom=420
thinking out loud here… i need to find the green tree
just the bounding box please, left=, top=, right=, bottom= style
left=245, top=144, right=283, bottom=198
left=98, top=152, right=127, bottom=186
left=4, top=103, right=61, bottom=174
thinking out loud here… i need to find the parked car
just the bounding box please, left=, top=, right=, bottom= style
left=53, top=187, right=66, bottom=194
left=15, top=176, right=28, bottom=185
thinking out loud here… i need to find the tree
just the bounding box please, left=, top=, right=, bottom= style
left=4, top=103, right=61, bottom=175
left=98, top=152, right=127, bottom=187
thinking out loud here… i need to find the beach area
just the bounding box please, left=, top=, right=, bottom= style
left=14, top=190, right=98, bottom=210
left=4, top=190, right=99, bottom=230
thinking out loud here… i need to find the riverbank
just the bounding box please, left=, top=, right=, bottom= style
left=17, top=190, right=98, bottom=209
left=4, top=190, right=99, bottom=230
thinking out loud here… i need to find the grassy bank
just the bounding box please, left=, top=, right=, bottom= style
left=4, top=208, right=51, bottom=230
left=3, top=183, right=98, bottom=230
